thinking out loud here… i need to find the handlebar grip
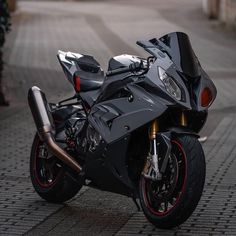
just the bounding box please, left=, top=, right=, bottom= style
left=106, top=66, right=131, bottom=77
left=106, top=61, right=142, bottom=77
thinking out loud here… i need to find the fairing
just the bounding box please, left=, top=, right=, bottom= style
left=88, top=83, right=167, bottom=144
left=83, top=31, right=216, bottom=194
left=47, top=32, right=217, bottom=196
left=150, top=32, right=200, bottom=78
left=137, top=32, right=200, bottom=78
left=137, top=32, right=217, bottom=111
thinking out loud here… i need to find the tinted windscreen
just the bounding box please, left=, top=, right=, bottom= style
left=150, top=32, right=200, bottom=78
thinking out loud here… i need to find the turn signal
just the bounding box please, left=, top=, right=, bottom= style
left=74, top=76, right=81, bottom=92
left=201, top=87, right=212, bottom=107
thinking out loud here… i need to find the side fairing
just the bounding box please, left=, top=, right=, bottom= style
left=85, top=83, right=167, bottom=195
left=84, top=134, right=136, bottom=196
left=88, top=83, right=167, bottom=144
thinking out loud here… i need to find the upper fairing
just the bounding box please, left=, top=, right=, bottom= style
left=137, top=32, right=201, bottom=78
left=137, top=32, right=217, bottom=111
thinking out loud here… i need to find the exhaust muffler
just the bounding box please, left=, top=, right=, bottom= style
left=28, top=86, right=82, bottom=173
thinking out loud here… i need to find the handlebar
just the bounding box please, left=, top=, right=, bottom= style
left=106, top=61, right=144, bottom=77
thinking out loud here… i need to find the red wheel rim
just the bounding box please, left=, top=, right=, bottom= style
left=142, top=140, right=187, bottom=216
left=34, top=138, right=62, bottom=188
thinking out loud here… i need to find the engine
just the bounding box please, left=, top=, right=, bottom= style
left=64, top=114, right=86, bottom=153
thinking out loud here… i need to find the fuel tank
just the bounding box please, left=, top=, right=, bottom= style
left=108, top=54, right=142, bottom=71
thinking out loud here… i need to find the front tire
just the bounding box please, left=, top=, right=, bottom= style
left=139, top=135, right=206, bottom=229
left=30, top=134, right=83, bottom=203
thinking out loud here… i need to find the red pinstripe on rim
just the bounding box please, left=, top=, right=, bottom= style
left=34, top=138, right=62, bottom=188
left=142, top=140, right=187, bottom=216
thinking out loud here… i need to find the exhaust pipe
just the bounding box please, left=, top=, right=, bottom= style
left=28, top=86, right=82, bottom=173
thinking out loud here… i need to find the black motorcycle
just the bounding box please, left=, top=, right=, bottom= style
left=28, top=32, right=216, bottom=229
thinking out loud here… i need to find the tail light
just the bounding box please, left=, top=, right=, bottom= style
left=74, top=76, right=81, bottom=92
left=201, top=87, right=213, bottom=107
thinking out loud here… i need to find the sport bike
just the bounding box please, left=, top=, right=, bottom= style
left=28, top=32, right=216, bottom=228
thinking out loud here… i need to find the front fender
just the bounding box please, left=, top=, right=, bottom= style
left=156, top=128, right=199, bottom=174
left=168, top=127, right=200, bottom=138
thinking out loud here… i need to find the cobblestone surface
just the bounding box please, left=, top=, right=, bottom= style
left=0, top=0, right=236, bottom=235
left=117, top=115, right=236, bottom=235
left=0, top=109, right=61, bottom=235
left=26, top=189, right=135, bottom=236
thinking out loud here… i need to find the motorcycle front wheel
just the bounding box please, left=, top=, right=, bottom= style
left=139, top=135, right=206, bottom=229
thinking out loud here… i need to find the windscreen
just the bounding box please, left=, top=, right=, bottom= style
left=140, top=32, right=201, bottom=78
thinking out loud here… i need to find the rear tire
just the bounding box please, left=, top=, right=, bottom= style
left=30, top=134, right=82, bottom=203
left=139, top=135, right=206, bottom=229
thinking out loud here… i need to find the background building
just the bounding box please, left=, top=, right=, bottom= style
left=203, top=0, right=236, bottom=28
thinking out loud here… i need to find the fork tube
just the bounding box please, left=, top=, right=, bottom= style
left=150, top=120, right=161, bottom=179
left=180, top=111, right=187, bottom=127
left=150, top=119, right=159, bottom=140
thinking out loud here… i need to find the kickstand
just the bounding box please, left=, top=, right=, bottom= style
left=132, top=197, right=141, bottom=212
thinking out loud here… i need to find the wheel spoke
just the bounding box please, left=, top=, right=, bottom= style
left=169, top=197, right=176, bottom=206
left=164, top=201, right=168, bottom=211
left=36, top=141, right=62, bottom=187
left=142, top=139, right=187, bottom=216
left=46, top=159, right=58, bottom=169
left=153, top=201, right=162, bottom=211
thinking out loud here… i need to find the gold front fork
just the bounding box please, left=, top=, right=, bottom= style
left=143, top=119, right=162, bottom=180
left=180, top=111, right=187, bottom=127
left=150, top=119, right=159, bottom=139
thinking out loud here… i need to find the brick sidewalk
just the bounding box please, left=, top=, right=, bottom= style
left=0, top=0, right=236, bottom=235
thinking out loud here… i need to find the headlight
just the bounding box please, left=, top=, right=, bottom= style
left=158, top=67, right=182, bottom=101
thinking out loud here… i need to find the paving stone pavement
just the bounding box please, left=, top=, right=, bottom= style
left=0, top=0, right=236, bottom=235
left=116, top=115, right=236, bottom=236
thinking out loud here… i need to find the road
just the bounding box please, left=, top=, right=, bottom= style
left=0, top=0, right=236, bottom=235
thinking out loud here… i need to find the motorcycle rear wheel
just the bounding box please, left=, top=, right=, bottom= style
left=30, top=134, right=82, bottom=203
left=139, top=135, right=205, bottom=229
